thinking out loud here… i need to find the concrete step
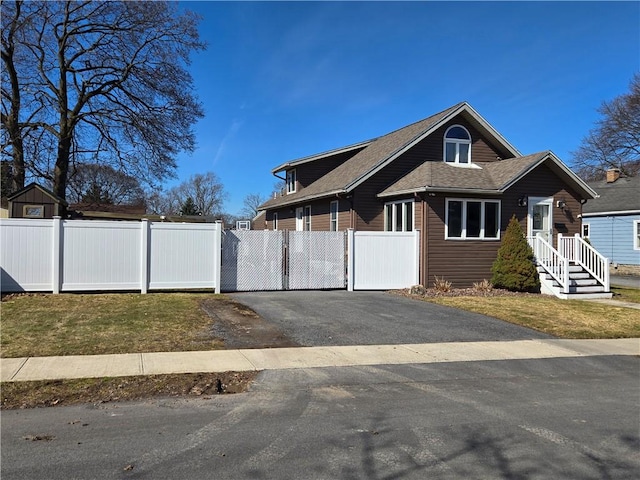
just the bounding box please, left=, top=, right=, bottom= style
left=549, top=278, right=599, bottom=287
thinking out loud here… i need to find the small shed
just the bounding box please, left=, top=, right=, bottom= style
left=7, top=183, right=67, bottom=219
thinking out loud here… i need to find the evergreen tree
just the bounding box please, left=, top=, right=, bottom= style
left=491, top=215, right=540, bottom=292
left=180, top=196, right=199, bottom=216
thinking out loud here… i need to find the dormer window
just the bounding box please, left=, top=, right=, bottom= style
left=286, top=169, right=296, bottom=194
left=444, top=125, right=471, bottom=165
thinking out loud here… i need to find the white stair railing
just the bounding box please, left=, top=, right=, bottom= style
left=528, top=234, right=570, bottom=294
left=558, top=233, right=610, bottom=292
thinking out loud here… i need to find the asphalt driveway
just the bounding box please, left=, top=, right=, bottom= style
left=230, top=290, right=551, bottom=346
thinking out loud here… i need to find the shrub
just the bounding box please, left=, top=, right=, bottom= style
left=491, top=215, right=540, bottom=293
left=433, top=276, right=452, bottom=292
left=472, top=279, right=493, bottom=293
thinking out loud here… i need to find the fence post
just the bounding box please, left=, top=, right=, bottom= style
left=557, top=233, right=563, bottom=257
left=140, top=218, right=149, bottom=294
left=414, top=229, right=420, bottom=286
left=52, top=216, right=62, bottom=294
left=347, top=229, right=354, bottom=292
left=213, top=222, right=222, bottom=294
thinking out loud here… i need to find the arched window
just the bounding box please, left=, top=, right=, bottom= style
left=444, top=125, right=471, bottom=165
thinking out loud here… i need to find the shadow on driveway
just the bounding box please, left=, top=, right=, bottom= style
left=230, top=290, right=551, bottom=347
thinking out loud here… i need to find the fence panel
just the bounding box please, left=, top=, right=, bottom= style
left=221, top=230, right=284, bottom=291
left=0, top=219, right=54, bottom=292
left=350, top=231, right=419, bottom=290
left=149, top=222, right=220, bottom=290
left=288, top=231, right=345, bottom=289
left=62, top=220, right=141, bottom=291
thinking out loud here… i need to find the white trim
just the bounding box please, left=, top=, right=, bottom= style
left=581, top=222, right=590, bottom=239
left=443, top=125, right=472, bottom=165
left=527, top=197, right=553, bottom=242
left=271, top=140, right=373, bottom=174
left=384, top=199, right=415, bottom=232
left=582, top=210, right=640, bottom=217
left=634, top=220, right=640, bottom=251
left=345, top=102, right=521, bottom=192
left=303, top=205, right=311, bottom=231
left=286, top=169, right=297, bottom=194
left=295, top=207, right=303, bottom=231
left=330, top=200, right=339, bottom=231
left=445, top=198, right=501, bottom=240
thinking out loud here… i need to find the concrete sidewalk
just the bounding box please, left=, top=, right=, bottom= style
left=2, top=338, right=638, bottom=382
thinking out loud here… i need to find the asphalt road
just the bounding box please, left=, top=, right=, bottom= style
left=230, top=290, right=552, bottom=346
left=2, top=356, right=638, bottom=479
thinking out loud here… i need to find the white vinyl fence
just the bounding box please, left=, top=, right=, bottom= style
left=0, top=218, right=221, bottom=294
left=1, top=220, right=420, bottom=294
left=347, top=230, right=420, bottom=291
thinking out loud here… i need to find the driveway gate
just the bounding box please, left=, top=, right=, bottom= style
left=221, top=230, right=345, bottom=291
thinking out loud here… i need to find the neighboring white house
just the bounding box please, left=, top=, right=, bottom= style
left=583, top=169, right=640, bottom=276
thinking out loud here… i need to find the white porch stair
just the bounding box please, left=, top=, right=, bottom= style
left=537, top=264, right=612, bottom=299
left=529, top=234, right=612, bottom=300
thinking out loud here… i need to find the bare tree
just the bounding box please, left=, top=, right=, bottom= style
left=1, top=1, right=205, bottom=200
left=66, top=163, right=145, bottom=206
left=240, top=192, right=267, bottom=219
left=148, top=172, right=226, bottom=216
left=572, top=74, right=640, bottom=180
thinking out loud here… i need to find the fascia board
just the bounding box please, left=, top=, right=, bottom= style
left=271, top=140, right=373, bottom=174
left=581, top=210, right=640, bottom=217
left=262, top=189, right=345, bottom=209
left=462, top=103, right=521, bottom=158
left=498, top=152, right=598, bottom=199
left=378, top=187, right=501, bottom=198
left=345, top=103, right=521, bottom=193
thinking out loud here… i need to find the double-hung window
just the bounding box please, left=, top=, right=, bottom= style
left=330, top=201, right=339, bottom=231
left=273, top=212, right=278, bottom=230
left=634, top=220, right=640, bottom=250
left=446, top=199, right=500, bottom=239
left=444, top=125, right=471, bottom=165
left=286, top=169, right=296, bottom=194
left=384, top=200, right=414, bottom=232
left=303, top=205, right=311, bottom=231
left=581, top=223, right=590, bottom=239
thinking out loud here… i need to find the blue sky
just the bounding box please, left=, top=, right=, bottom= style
left=173, top=1, right=639, bottom=216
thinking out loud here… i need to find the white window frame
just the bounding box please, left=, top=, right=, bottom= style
left=581, top=222, right=590, bottom=239
left=634, top=220, right=640, bottom=250
left=443, top=125, right=472, bottom=166
left=330, top=200, right=339, bottom=231
left=286, top=169, right=296, bottom=194
left=295, top=207, right=303, bottom=231
left=273, top=212, right=278, bottom=230
left=303, top=205, right=311, bottom=231
left=445, top=198, right=501, bottom=240
left=384, top=199, right=415, bottom=232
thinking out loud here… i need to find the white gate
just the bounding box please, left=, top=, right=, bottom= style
left=220, top=230, right=345, bottom=292
left=347, top=230, right=420, bottom=290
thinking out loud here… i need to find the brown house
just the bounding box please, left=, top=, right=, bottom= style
left=259, top=102, right=598, bottom=287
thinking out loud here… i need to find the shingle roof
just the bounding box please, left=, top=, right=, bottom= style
left=583, top=176, right=640, bottom=214
left=378, top=152, right=549, bottom=195
left=261, top=102, right=581, bottom=210
left=261, top=102, right=471, bottom=209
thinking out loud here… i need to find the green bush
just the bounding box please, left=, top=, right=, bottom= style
left=491, top=215, right=540, bottom=293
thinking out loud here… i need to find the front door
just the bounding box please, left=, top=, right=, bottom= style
left=528, top=197, right=553, bottom=243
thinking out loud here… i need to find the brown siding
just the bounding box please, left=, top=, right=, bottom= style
left=293, top=148, right=366, bottom=190
left=266, top=198, right=352, bottom=231
left=421, top=164, right=583, bottom=288
left=351, top=115, right=508, bottom=231
left=10, top=187, right=59, bottom=218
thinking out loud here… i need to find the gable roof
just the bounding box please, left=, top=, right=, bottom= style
left=582, top=176, right=640, bottom=215
left=7, top=182, right=68, bottom=206
left=261, top=102, right=521, bottom=209
left=378, top=151, right=597, bottom=199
